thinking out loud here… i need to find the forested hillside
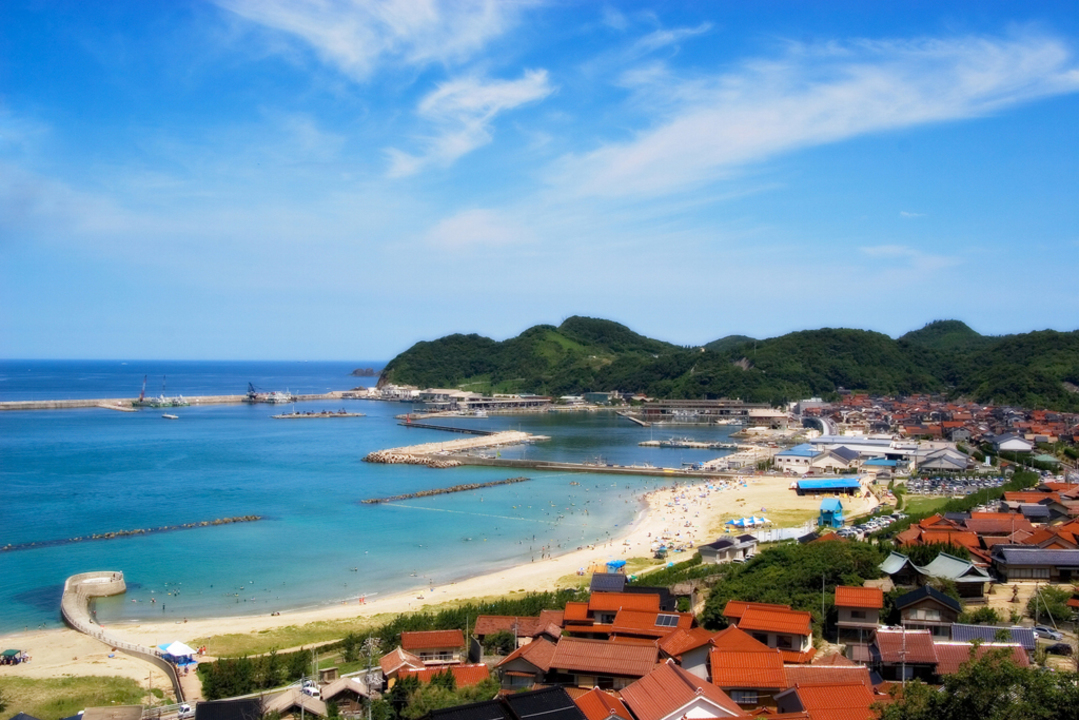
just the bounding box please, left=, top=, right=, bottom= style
left=377, top=317, right=1079, bottom=410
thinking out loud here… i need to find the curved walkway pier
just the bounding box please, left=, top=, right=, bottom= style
left=61, top=571, right=185, bottom=702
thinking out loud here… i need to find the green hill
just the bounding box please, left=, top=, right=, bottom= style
left=379, top=319, right=1079, bottom=411
left=899, top=320, right=994, bottom=352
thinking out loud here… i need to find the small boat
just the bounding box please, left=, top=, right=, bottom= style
left=162, top=414, right=179, bottom=420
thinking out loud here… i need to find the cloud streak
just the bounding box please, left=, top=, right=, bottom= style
left=216, top=0, right=519, bottom=80
left=386, top=69, right=554, bottom=176
left=557, top=33, right=1079, bottom=198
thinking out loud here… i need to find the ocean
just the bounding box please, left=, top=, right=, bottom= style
left=0, top=360, right=737, bottom=633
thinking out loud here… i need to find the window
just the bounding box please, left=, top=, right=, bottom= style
left=775, top=635, right=793, bottom=649
left=850, top=610, right=866, bottom=620
left=730, top=691, right=758, bottom=705
left=655, top=614, right=680, bottom=627
left=752, top=633, right=769, bottom=644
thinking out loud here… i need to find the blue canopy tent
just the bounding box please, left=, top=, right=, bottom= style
left=606, top=559, right=627, bottom=572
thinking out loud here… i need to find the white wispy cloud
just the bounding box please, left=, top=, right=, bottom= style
left=899, top=211, right=925, bottom=218
left=424, top=208, right=532, bottom=249
left=556, top=32, right=1079, bottom=198
left=216, top=0, right=519, bottom=80
left=633, top=22, right=712, bottom=54
left=386, top=69, right=554, bottom=176
left=860, top=244, right=960, bottom=273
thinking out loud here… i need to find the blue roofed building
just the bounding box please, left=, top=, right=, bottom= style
left=819, top=498, right=844, bottom=528
left=795, top=478, right=863, bottom=496
left=775, top=443, right=818, bottom=474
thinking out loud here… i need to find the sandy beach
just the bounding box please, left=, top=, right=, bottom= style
left=0, top=474, right=878, bottom=689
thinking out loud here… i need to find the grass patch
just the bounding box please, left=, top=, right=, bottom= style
left=193, top=615, right=392, bottom=657
left=708, top=508, right=817, bottom=536
left=903, top=496, right=952, bottom=516
left=0, top=676, right=151, bottom=720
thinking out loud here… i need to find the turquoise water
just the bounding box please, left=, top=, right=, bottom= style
left=0, top=362, right=737, bottom=633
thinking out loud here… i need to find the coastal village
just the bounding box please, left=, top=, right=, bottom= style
left=6, top=384, right=1079, bottom=720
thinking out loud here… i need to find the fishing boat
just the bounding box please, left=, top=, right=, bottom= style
left=162, top=413, right=179, bottom=420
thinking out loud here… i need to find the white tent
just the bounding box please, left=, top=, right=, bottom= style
left=163, top=641, right=197, bottom=657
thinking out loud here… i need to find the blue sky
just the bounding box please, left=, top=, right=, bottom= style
left=2, top=1, right=1078, bottom=360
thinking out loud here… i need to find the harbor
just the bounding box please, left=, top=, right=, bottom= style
left=0, top=391, right=348, bottom=412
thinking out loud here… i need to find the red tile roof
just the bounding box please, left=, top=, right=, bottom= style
left=589, top=592, right=662, bottom=613
left=737, top=606, right=813, bottom=637
left=710, top=648, right=786, bottom=689
left=723, top=600, right=791, bottom=622
left=783, top=665, right=872, bottom=688
left=933, top=642, right=1029, bottom=675
left=474, top=615, right=534, bottom=637
left=874, top=629, right=937, bottom=665
left=834, top=587, right=883, bottom=609
left=397, top=664, right=490, bottom=687
left=574, top=688, right=633, bottom=720
left=811, top=653, right=857, bottom=667
left=620, top=659, right=747, bottom=720
left=400, top=629, right=465, bottom=651
left=785, top=682, right=876, bottom=720
left=549, top=637, right=659, bottom=678
left=497, top=637, right=557, bottom=673
left=564, top=602, right=591, bottom=623
left=964, top=517, right=1034, bottom=535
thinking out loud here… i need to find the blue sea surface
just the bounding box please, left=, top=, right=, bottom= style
left=0, top=361, right=737, bottom=633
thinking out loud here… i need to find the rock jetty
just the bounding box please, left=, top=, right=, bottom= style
left=361, top=476, right=531, bottom=504
left=1, top=515, right=263, bottom=553
left=363, top=430, right=544, bottom=468
left=362, top=451, right=463, bottom=468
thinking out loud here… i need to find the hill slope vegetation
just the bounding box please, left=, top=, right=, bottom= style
left=378, top=317, right=1079, bottom=410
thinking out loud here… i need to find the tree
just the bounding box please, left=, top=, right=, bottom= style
left=958, top=606, right=1002, bottom=625
left=1027, top=585, right=1072, bottom=625
left=0, top=687, right=6, bottom=714
left=342, top=633, right=361, bottom=663
left=481, top=630, right=516, bottom=656
left=875, top=646, right=1079, bottom=720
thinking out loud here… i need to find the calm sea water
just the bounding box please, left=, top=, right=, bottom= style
left=0, top=361, right=736, bottom=633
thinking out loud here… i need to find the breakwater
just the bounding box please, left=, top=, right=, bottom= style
left=361, top=476, right=531, bottom=504
left=0, top=391, right=346, bottom=412
left=1, top=515, right=263, bottom=553
left=364, top=430, right=546, bottom=467
left=398, top=421, right=495, bottom=435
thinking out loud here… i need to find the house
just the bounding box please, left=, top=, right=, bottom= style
left=894, top=586, right=961, bottom=637
left=573, top=688, right=633, bottom=720
left=320, top=677, right=371, bottom=716
left=474, top=611, right=564, bottom=649
left=916, top=553, right=992, bottom=600
left=401, top=629, right=465, bottom=665
left=783, top=664, right=875, bottom=689
left=707, top=627, right=786, bottom=709
left=775, top=444, right=818, bottom=473
left=195, top=699, right=264, bottom=720
left=991, top=546, right=1079, bottom=582
left=871, top=628, right=938, bottom=681
left=773, top=682, right=877, bottom=720
left=496, top=637, right=557, bottom=691
left=818, top=498, right=844, bottom=528
left=619, top=659, right=748, bottom=720
left=810, top=447, right=861, bottom=473
left=380, top=647, right=425, bottom=686
left=427, top=687, right=584, bottom=720
left=562, top=593, right=690, bottom=641
left=657, top=626, right=717, bottom=678
left=723, top=601, right=815, bottom=663
left=547, top=636, right=659, bottom=689
left=917, top=448, right=971, bottom=472
left=948, top=623, right=1036, bottom=654
left=699, top=535, right=758, bottom=565
left=263, top=688, right=328, bottom=718
left=879, top=552, right=921, bottom=586
left=834, top=586, right=883, bottom=645
left=933, top=642, right=1029, bottom=676
left=991, top=433, right=1034, bottom=453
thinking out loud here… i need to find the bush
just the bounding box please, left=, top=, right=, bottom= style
left=958, top=606, right=1002, bottom=625
left=1027, top=586, right=1072, bottom=625
left=481, top=630, right=516, bottom=656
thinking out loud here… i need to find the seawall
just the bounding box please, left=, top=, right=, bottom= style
left=0, top=392, right=346, bottom=412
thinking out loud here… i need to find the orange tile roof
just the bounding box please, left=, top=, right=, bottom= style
left=778, top=648, right=817, bottom=665
left=710, top=648, right=786, bottom=689
left=397, top=664, right=490, bottom=687
left=723, top=600, right=791, bottom=622
left=657, top=627, right=715, bottom=657
left=574, top=688, right=633, bottom=720
left=711, top=625, right=773, bottom=653
left=785, top=682, right=876, bottom=720
left=379, top=647, right=424, bottom=677
left=834, top=587, right=883, bottom=609
left=783, top=665, right=872, bottom=688
left=400, top=629, right=464, bottom=651
left=811, top=653, right=857, bottom=667
left=497, top=637, right=557, bottom=673
left=475, top=615, right=539, bottom=637
left=918, top=530, right=980, bottom=548
left=620, top=660, right=748, bottom=720
left=564, top=601, right=590, bottom=623
left=609, top=609, right=694, bottom=636
left=549, top=637, right=659, bottom=678
left=964, top=517, right=1034, bottom=535
left=589, top=592, right=662, bottom=613
left=737, top=606, right=813, bottom=637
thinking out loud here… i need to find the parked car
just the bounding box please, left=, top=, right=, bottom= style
left=1034, top=625, right=1064, bottom=641
left=1046, top=642, right=1073, bottom=656
left=178, top=704, right=194, bottom=720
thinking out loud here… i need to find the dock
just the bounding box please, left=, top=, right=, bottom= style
left=445, top=454, right=745, bottom=479
left=273, top=410, right=366, bottom=419
left=618, top=412, right=650, bottom=427
left=639, top=439, right=742, bottom=450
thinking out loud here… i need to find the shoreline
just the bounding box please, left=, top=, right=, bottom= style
left=0, top=476, right=877, bottom=685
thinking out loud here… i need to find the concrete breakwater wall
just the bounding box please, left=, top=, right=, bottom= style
left=61, top=571, right=185, bottom=702
left=364, top=430, right=544, bottom=468
left=2, top=515, right=262, bottom=553
left=361, top=476, right=531, bottom=504
left=362, top=452, right=463, bottom=468
left=0, top=392, right=346, bottom=412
